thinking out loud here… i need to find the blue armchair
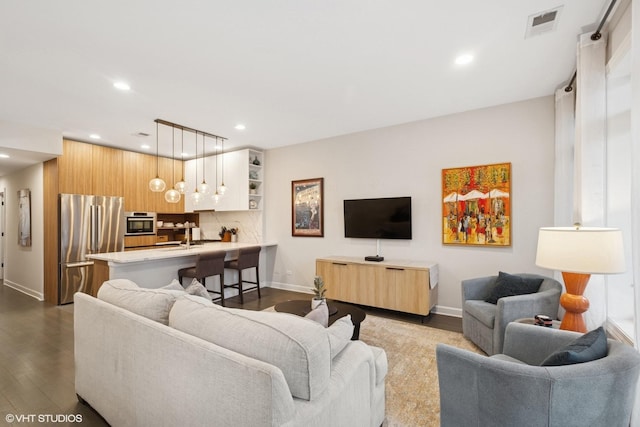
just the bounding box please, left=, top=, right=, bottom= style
left=437, top=323, right=640, bottom=427
left=462, top=273, right=562, bottom=355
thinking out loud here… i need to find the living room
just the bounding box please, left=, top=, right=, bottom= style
left=1, top=1, right=639, bottom=425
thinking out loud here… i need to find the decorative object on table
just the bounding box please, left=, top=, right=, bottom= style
left=292, top=177, right=324, bottom=237
left=535, top=225, right=625, bottom=332
left=18, top=188, right=31, bottom=247
left=249, top=182, right=257, bottom=194
left=535, top=314, right=554, bottom=327
left=442, top=162, right=511, bottom=246
left=311, top=276, right=326, bottom=309
left=252, top=155, right=261, bottom=165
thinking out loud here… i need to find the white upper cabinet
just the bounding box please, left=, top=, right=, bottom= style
left=184, top=149, right=263, bottom=212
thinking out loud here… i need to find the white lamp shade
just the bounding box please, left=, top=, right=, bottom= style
left=535, top=227, right=625, bottom=274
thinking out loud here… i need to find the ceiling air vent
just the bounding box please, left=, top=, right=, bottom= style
left=134, top=132, right=150, bottom=137
left=525, top=6, right=563, bottom=39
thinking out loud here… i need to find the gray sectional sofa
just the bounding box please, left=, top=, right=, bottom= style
left=74, top=279, right=387, bottom=427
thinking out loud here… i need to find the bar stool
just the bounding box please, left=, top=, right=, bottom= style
left=223, top=246, right=261, bottom=304
left=178, top=250, right=227, bottom=305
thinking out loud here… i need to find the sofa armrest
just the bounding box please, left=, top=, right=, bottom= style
left=492, top=287, right=562, bottom=354
left=461, top=276, right=496, bottom=302
left=436, top=343, right=555, bottom=427
left=501, top=322, right=582, bottom=365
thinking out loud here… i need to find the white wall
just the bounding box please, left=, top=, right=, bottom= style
left=0, top=163, right=45, bottom=300
left=264, top=96, right=556, bottom=316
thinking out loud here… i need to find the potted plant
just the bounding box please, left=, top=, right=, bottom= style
left=249, top=182, right=257, bottom=195
left=311, top=276, right=326, bottom=309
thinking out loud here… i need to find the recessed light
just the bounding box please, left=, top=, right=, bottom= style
left=141, top=144, right=151, bottom=150
left=113, top=81, right=131, bottom=91
left=0, top=154, right=9, bottom=159
left=89, top=134, right=101, bottom=140
left=454, top=54, right=474, bottom=66
left=181, top=152, right=189, bottom=157
left=235, top=124, right=246, bottom=130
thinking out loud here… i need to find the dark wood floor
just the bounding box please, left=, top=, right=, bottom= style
left=0, top=284, right=460, bottom=425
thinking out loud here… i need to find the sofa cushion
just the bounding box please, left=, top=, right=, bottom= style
left=305, top=302, right=329, bottom=327
left=161, top=279, right=185, bottom=291
left=185, top=278, right=211, bottom=301
left=327, top=315, right=354, bottom=358
left=541, top=326, right=608, bottom=366
left=464, top=300, right=497, bottom=328
left=169, top=295, right=331, bottom=401
left=485, top=271, right=543, bottom=304
left=97, top=279, right=186, bottom=325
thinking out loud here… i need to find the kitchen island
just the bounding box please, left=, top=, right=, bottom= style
left=87, top=242, right=277, bottom=297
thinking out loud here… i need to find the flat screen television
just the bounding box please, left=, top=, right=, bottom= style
left=344, top=197, right=412, bottom=240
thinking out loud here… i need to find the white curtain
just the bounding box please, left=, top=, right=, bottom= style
left=573, top=33, right=608, bottom=330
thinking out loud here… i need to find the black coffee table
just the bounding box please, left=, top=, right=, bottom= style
left=274, top=299, right=366, bottom=340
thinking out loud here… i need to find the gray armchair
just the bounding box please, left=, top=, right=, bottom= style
left=462, top=273, right=562, bottom=355
left=437, top=323, right=640, bottom=427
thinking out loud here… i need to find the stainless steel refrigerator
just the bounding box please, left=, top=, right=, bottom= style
left=59, top=194, right=125, bottom=304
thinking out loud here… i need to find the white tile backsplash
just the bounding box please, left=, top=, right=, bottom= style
left=198, top=211, right=263, bottom=243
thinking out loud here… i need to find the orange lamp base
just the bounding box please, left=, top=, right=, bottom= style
left=559, top=272, right=591, bottom=333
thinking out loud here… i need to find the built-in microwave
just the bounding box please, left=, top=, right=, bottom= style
left=125, top=212, right=157, bottom=236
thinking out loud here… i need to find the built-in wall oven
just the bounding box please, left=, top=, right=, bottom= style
left=125, top=212, right=157, bottom=236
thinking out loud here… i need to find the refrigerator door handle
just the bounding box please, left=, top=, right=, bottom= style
left=65, top=261, right=94, bottom=268
left=90, top=205, right=101, bottom=252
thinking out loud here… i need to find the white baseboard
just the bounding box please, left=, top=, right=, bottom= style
left=3, top=281, right=44, bottom=301
left=268, top=281, right=313, bottom=295
left=432, top=305, right=462, bottom=318
left=605, top=319, right=635, bottom=346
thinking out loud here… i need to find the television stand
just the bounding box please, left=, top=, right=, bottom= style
left=365, top=255, right=384, bottom=262
left=316, top=256, right=438, bottom=316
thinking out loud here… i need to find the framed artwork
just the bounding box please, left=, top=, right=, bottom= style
left=292, top=178, right=324, bottom=237
left=442, top=162, right=511, bottom=246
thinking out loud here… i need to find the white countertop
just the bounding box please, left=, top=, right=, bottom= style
left=88, top=241, right=277, bottom=264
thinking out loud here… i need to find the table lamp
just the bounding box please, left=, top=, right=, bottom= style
left=535, top=225, right=625, bottom=332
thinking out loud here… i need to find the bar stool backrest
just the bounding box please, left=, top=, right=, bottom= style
left=235, top=246, right=261, bottom=270
left=195, top=250, right=226, bottom=279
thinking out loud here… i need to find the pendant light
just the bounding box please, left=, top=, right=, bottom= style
left=212, top=136, right=221, bottom=204
left=218, top=136, right=227, bottom=195
left=190, top=132, right=202, bottom=205
left=198, top=132, right=210, bottom=194
left=164, top=125, right=181, bottom=203
left=149, top=121, right=166, bottom=192
left=174, top=128, right=187, bottom=194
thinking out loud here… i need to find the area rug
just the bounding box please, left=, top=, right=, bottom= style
left=358, top=314, right=481, bottom=427
left=265, top=306, right=482, bottom=426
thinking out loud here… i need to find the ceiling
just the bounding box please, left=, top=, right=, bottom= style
left=0, top=0, right=610, bottom=175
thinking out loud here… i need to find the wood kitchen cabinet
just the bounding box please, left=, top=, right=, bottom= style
left=43, top=139, right=186, bottom=303
left=316, top=256, right=437, bottom=316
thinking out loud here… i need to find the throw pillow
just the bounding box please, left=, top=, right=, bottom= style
left=97, top=278, right=186, bottom=325
left=305, top=301, right=329, bottom=327
left=161, top=279, right=184, bottom=291
left=484, top=271, right=543, bottom=304
left=540, top=326, right=608, bottom=366
left=327, top=315, right=354, bottom=359
left=185, top=278, right=211, bottom=301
